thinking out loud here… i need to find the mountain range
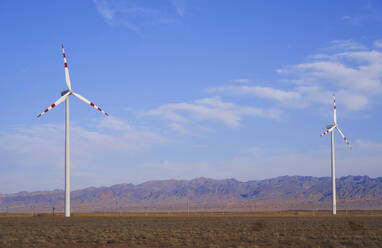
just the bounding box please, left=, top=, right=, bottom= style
left=1, top=175, right=382, bottom=212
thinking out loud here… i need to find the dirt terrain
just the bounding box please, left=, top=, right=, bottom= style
left=0, top=211, right=381, bottom=247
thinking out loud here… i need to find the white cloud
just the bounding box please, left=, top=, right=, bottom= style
left=94, top=0, right=114, bottom=20
left=171, top=0, right=187, bottom=17
left=291, top=86, right=368, bottom=111
left=112, top=138, right=382, bottom=184
left=0, top=125, right=64, bottom=169
left=375, top=40, right=382, bottom=48
left=335, top=90, right=368, bottom=111
left=208, top=41, right=381, bottom=112
left=277, top=46, right=382, bottom=111
left=141, top=97, right=280, bottom=127
left=98, top=117, right=132, bottom=131
left=231, top=78, right=250, bottom=83
left=168, top=122, right=187, bottom=134
left=327, top=40, right=366, bottom=51
left=211, top=139, right=382, bottom=181
left=292, top=51, right=382, bottom=92
left=195, top=98, right=236, bottom=109
left=78, top=118, right=168, bottom=153
left=354, top=140, right=382, bottom=154
left=207, top=85, right=300, bottom=102
left=341, top=3, right=382, bottom=26
left=0, top=118, right=167, bottom=169
left=239, top=146, right=263, bottom=157
left=93, top=0, right=184, bottom=31
left=0, top=118, right=170, bottom=192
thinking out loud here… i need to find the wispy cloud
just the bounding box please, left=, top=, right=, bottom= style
left=78, top=118, right=168, bottom=153
left=171, top=0, right=187, bottom=17
left=206, top=41, right=382, bottom=112
left=0, top=118, right=170, bottom=192
left=0, top=118, right=167, bottom=170
left=168, top=122, right=188, bottom=134
left=93, top=0, right=185, bottom=31
left=231, top=78, right=250, bottom=84
left=207, top=85, right=300, bottom=102
left=374, top=40, right=382, bottom=48
left=277, top=44, right=382, bottom=110
left=341, top=3, right=382, bottom=26
left=326, top=40, right=366, bottom=51
left=141, top=97, right=280, bottom=128
left=117, top=138, right=382, bottom=183
left=239, top=146, right=264, bottom=157
left=287, top=53, right=382, bottom=93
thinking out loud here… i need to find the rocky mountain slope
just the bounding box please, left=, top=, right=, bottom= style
left=1, top=176, right=381, bottom=212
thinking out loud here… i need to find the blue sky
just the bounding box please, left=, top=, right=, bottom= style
left=1, top=0, right=382, bottom=193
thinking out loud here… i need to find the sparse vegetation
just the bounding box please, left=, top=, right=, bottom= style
left=0, top=211, right=382, bottom=247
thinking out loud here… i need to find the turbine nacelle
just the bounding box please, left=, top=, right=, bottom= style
left=326, top=124, right=335, bottom=129
left=61, top=90, right=72, bottom=96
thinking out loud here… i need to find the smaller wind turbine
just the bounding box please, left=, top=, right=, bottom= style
left=320, top=95, right=351, bottom=215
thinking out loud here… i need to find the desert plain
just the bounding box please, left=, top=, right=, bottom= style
left=0, top=211, right=382, bottom=247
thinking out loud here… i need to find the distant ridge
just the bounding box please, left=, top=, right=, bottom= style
left=1, top=176, right=382, bottom=212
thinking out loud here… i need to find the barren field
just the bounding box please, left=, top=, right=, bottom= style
left=0, top=211, right=382, bottom=247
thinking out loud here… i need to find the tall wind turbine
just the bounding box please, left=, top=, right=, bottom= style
left=320, top=95, right=351, bottom=215
left=37, top=45, right=109, bottom=217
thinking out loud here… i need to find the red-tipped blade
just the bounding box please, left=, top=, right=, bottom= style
left=62, top=44, right=72, bottom=90
left=320, top=125, right=335, bottom=137
left=333, top=94, right=337, bottom=124
left=336, top=126, right=351, bottom=149
left=37, top=92, right=70, bottom=118
left=72, top=92, right=109, bottom=116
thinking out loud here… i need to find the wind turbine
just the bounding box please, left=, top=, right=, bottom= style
left=37, top=45, right=109, bottom=217
left=320, top=95, right=351, bottom=215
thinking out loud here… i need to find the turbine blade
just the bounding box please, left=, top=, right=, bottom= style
left=37, top=92, right=70, bottom=117
left=320, top=126, right=335, bottom=137
left=336, top=126, right=351, bottom=149
left=333, top=94, right=337, bottom=124
left=62, top=44, right=72, bottom=90
left=72, top=92, right=109, bottom=116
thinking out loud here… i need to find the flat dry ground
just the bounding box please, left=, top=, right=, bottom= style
left=0, top=212, right=382, bottom=247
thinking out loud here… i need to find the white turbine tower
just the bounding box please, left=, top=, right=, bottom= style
left=37, top=45, right=109, bottom=217
left=320, top=95, right=351, bottom=215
